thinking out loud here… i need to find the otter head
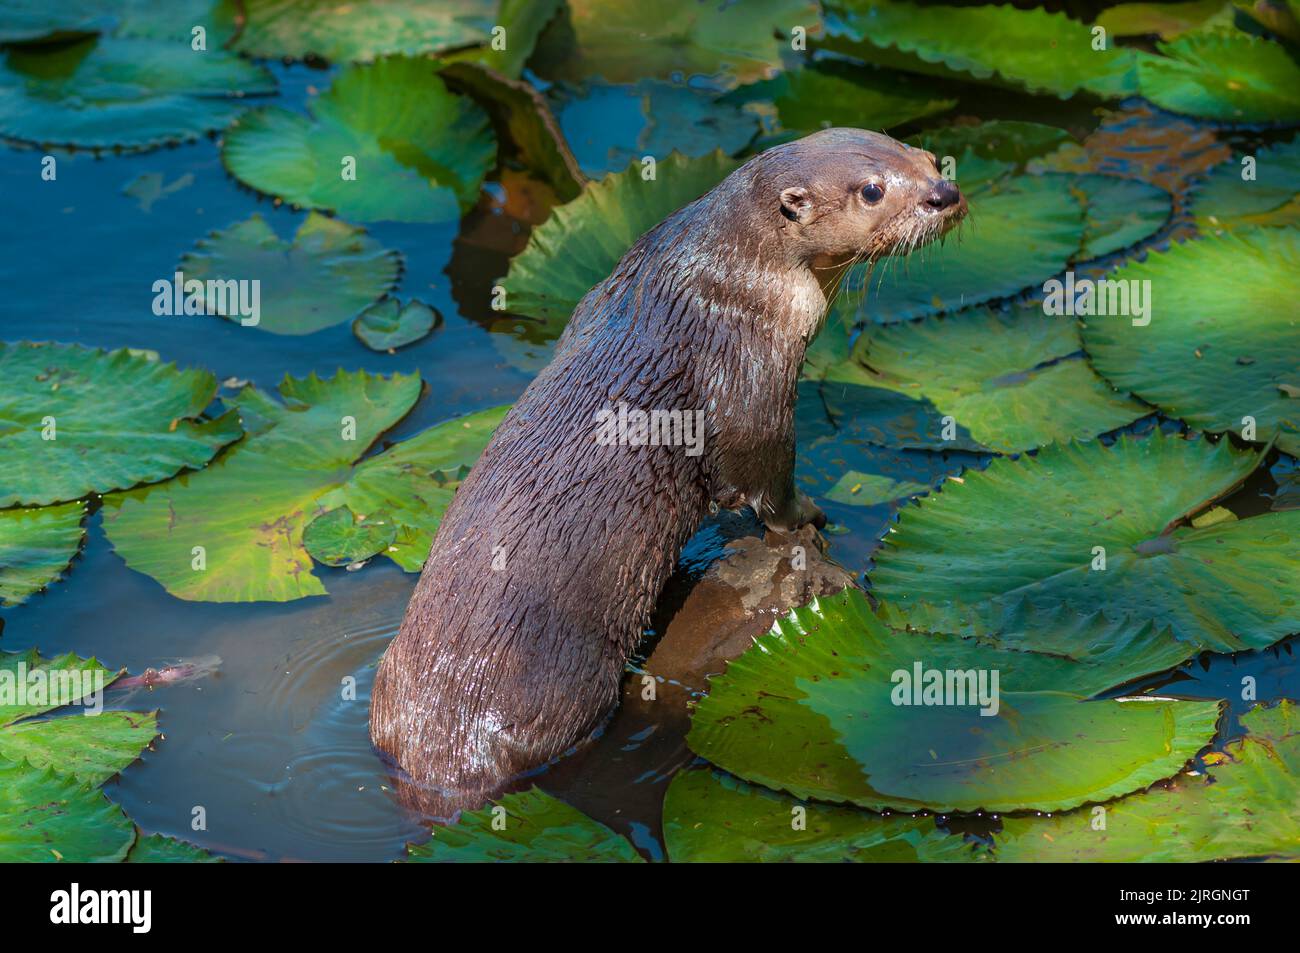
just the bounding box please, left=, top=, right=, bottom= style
left=765, top=127, right=967, bottom=273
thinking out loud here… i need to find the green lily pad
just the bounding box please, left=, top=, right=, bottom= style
left=1136, top=30, right=1300, bottom=124
left=231, top=0, right=495, bottom=62
left=909, top=121, right=1073, bottom=169
left=993, top=701, right=1300, bottom=861
left=126, top=832, right=220, bottom=862
left=222, top=56, right=496, bottom=224
left=0, top=761, right=133, bottom=862
left=1081, top=228, right=1300, bottom=455
left=0, top=502, right=86, bottom=606
left=819, top=305, right=1148, bottom=452
left=302, top=506, right=397, bottom=567
left=723, top=59, right=955, bottom=138
left=177, top=213, right=402, bottom=336
left=0, top=649, right=157, bottom=785
left=821, top=0, right=1138, bottom=98
left=1097, top=0, right=1229, bottom=38
left=0, top=342, right=242, bottom=507
left=500, top=150, right=739, bottom=326
left=352, top=298, right=441, bottom=351
left=406, top=788, right=644, bottom=862
left=450, top=0, right=564, bottom=79
left=1072, top=173, right=1173, bottom=259
left=532, top=0, right=820, bottom=88
left=871, top=430, right=1300, bottom=653
left=664, top=768, right=981, bottom=862
left=0, top=36, right=274, bottom=152
left=687, top=586, right=1221, bottom=813
left=1192, top=136, right=1300, bottom=231
left=103, top=372, right=507, bottom=601
left=824, top=472, right=933, bottom=507
left=0, top=0, right=237, bottom=45
left=844, top=171, right=1084, bottom=323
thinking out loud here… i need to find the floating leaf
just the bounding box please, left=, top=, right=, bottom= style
left=126, top=832, right=220, bottom=862
left=103, top=373, right=506, bottom=601
left=500, top=150, right=739, bottom=325
left=1071, top=173, right=1172, bottom=259
left=177, top=213, right=401, bottom=336
left=0, top=0, right=240, bottom=45
left=1192, top=136, right=1300, bottom=231
left=1097, top=0, right=1229, bottom=38
left=352, top=298, right=441, bottom=351
left=222, top=56, right=496, bottom=223
left=0, top=761, right=133, bottom=862
left=0, top=342, right=241, bottom=507
left=993, top=702, right=1300, bottom=861
left=871, top=431, right=1300, bottom=653
left=909, top=120, right=1073, bottom=169
left=450, top=0, right=564, bottom=78
left=1136, top=31, right=1300, bottom=124
left=845, top=171, right=1084, bottom=323
left=824, top=472, right=933, bottom=507
left=406, top=788, right=644, bottom=862
left=0, top=502, right=85, bottom=606
left=532, top=0, right=820, bottom=88
left=822, top=0, right=1138, bottom=98
left=302, top=506, right=397, bottom=567
left=820, top=305, right=1147, bottom=452
left=1081, top=228, right=1300, bottom=454
left=0, top=36, right=274, bottom=152
left=664, top=768, right=979, bottom=862
left=0, top=649, right=157, bottom=785
left=688, top=587, right=1221, bottom=813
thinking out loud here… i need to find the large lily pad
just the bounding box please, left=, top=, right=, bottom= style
left=993, top=701, right=1300, bottom=861
left=0, top=502, right=85, bottom=606
left=1192, top=136, right=1300, bottom=231
left=1081, top=228, right=1300, bottom=454
left=406, top=788, right=644, bottom=862
left=178, top=213, right=401, bottom=336
left=1136, top=30, right=1300, bottom=124
left=532, top=0, right=820, bottom=88
left=103, top=371, right=507, bottom=601
left=0, top=342, right=241, bottom=507
left=0, top=36, right=274, bottom=152
left=664, top=768, right=980, bottom=862
left=231, top=0, right=496, bottom=63
left=821, top=0, right=1138, bottom=98
left=687, top=586, right=1221, bottom=813
left=0, top=761, right=133, bottom=862
left=815, top=305, right=1147, bottom=452
left=500, top=150, right=739, bottom=325
left=222, top=56, right=496, bottom=224
left=0, top=649, right=157, bottom=785
left=871, top=430, right=1300, bottom=653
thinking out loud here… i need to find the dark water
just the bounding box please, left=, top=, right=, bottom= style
left=1, top=61, right=1295, bottom=862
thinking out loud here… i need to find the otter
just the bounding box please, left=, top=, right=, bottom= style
left=370, top=128, right=966, bottom=809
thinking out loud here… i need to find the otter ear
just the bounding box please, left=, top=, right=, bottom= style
left=779, top=186, right=814, bottom=224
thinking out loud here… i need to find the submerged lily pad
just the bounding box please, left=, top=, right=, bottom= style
left=1071, top=173, right=1172, bottom=259
left=1081, top=228, right=1300, bottom=454
left=0, top=502, right=86, bottom=606
left=687, top=587, right=1221, bottom=813
left=1192, top=136, right=1300, bottom=231
left=0, top=649, right=157, bottom=785
left=909, top=120, right=1073, bottom=169
left=126, top=832, right=220, bottom=862
left=533, top=0, right=820, bottom=88
left=1136, top=31, right=1300, bottom=124
left=406, top=788, right=644, bottom=862
left=994, top=701, right=1300, bottom=861
left=352, top=298, right=440, bottom=351
left=822, top=0, right=1138, bottom=98
left=103, top=372, right=507, bottom=601
left=824, top=472, right=933, bottom=507
left=0, top=36, right=274, bottom=152
left=0, top=342, right=241, bottom=507
left=0, top=761, right=133, bottom=862
left=500, top=150, right=739, bottom=325
left=222, top=56, right=496, bottom=223
left=817, top=305, right=1147, bottom=452
left=231, top=0, right=495, bottom=63
left=871, top=431, right=1300, bottom=653
left=664, top=768, right=979, bottom=862
left=302, top=506, right=396, bottom=567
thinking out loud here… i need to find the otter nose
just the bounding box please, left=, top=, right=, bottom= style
left=923, top=180, right=961, bottom=210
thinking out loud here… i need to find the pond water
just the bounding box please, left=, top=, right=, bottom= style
left=0, top=60, right=1294, bottom=862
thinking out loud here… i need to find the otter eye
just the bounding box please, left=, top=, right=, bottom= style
left=861, top=183, right=885, bottom=204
